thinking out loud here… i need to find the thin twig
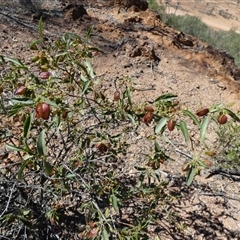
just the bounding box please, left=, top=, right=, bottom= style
left=200, top=192, right=240, bottom=202
left=0, top=182, right=16, bottom=218
left=62, top=164, right=114, bottom=231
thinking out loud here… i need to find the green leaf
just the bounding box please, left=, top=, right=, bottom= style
left=224, top=108, right=240, bottom=122
left=8, top=104, right=25, bottom=116
left=23, top=155, right=34, bottom=161
left=200, top=116, right=210, bottom=142
left=86, top=26, right=93, bottom=41
left=65, top=173, right=76, bottom=179
left=179, top=120, right=189, bottom=143
left=23, top=114, right=33, bottom=138
left=111, top=194, right=119, bottom=213
left=22, top=210, right=30, bottom=216
left=37, top=130, right=46, bottom=156
left=126, top=87, right=132, bottom=106
left=38, top=16, right=43, bottom=38
left=82, top=80, right=91, bottom=94
left=10, top=98, right=34, bottom=105
left=6, top=144, right=27, bottom=152
left=102, top=228, right=109, bottom=240
left=3, top=56, right=28, bottom=69
left=40, top=97, right=58, bottom=107
left=84, top=61, right=94, bottom=78
left=154, top=140, right=162, bottom=152
left=126, top=113, right=135, bottom=124
left=29, top=39, right=42, bottom=50
left=44, top=160, right=52, bottom=175
left=0, top=97, right=7, bottom=114
left=75, top=62, right=89, bottom=77
left=134, top=166, right=147, bottom=171
left=182, top=109, right=201, bottom=128
left=154, top=93, right=177, bottom=103
left=18, top=215, right=32, bottom=228
left=18, top=160, right=29, bottom=179
left=155, top=117, right=168, bottom=134
left=186, top=166, right=196, bottom=186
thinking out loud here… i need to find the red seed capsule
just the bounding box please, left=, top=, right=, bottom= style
left=39, top=71, right=51, bottom=79
left=141, top=111, right=154, bottom=125
left=36, top=102, right=50, bottom=120
left=218, top=114, right=227, bottom=125
left=196, top=107, right=209, bottom=117
left=144, top=105, right=154, bottom=112
left=14, top=86, right=27, bottom=95
left=113, top=91, right=120, bottom=101
left=61, top=110, right=68, bottom=119
left=167, top=119, right=176, bottom=131
left=96, top=142, right=110, bottom=153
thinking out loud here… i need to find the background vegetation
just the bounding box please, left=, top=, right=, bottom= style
left=148, top=0, right=240, bottom=66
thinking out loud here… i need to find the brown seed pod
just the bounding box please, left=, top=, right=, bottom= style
left=36, top=102, right=51, bottom=120
left=218, top=114, right=227, bottom=125
left=61, top=110, right=68, bottom=119
left=144, top=105, right=154, bottom=112
left=88, top=221, right=95, bottom=229
left=14, top=86, right=27, bottom=95
left=96, top=142, right=110, bottom=153
left=39, top=71, right=51, bottom=79
left=0, top=86, right=3, bottom=94
left=203, top=159, right=213, bottom=168
left=196, top=107, right=209, bottom=117
left=141, top=111, right=154, bottom=125
left=113, top=91, right=120, bottom=101
left=182, top=162, right=190, bottom=171
left=205, top=151, right=216, bottom=157
left=167, top=119, right=176, bottom=131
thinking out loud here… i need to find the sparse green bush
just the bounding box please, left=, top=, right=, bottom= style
left=0, top=18, right=240, bottom=239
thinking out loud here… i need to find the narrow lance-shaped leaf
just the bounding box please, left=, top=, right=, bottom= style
left=40, top=97, right=58, bottom=107
left=0, top=97, right=7, bottom=114
left=86, top=25, right=93, bottom=41
left=102, top=228, right=109, bottom=240
left=10, top=98, right=34, bottom=105
left=186, top=166, right=196, bottom=186
left=154, top=140, right=162, bottom=152
left=154, top=93, right=178, bottom=103
left=155, top=117, right=168, bottom=134
left=6, top=144, right=28, bottom=152
left=44, top=160, right=53, bottom=176
left=84, top=60, right=95, bottom=79
left=23, top=113, right=33, bottom=138
left=38, top=16, right=43, bottom=38
left=111, top=194, right=119, bottom=213
left=29, top=39, right=42, bottom=50
left=82, top=80, right=91, bottom=95
left=223, top=108, right=240, bottom=122
left=126, top=113, right=135, bottom=124
left=182, top=109, right=201, bottom=128
left=3, top=56, right=28, bottom=69
left=37, top=130, right=47, bottom=156
left=179, top=120, right=189, bottom=143
left=18, top=160, right=29, bottom=180
left=200, top=116, right=210, bottom=142
left=125, top=87, right=132, bottom=107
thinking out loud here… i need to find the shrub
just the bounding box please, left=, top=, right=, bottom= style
left=0, top=18, right=239, bottom=239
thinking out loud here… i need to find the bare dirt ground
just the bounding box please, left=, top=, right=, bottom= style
left=0, top=0, right=240, bottom=239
